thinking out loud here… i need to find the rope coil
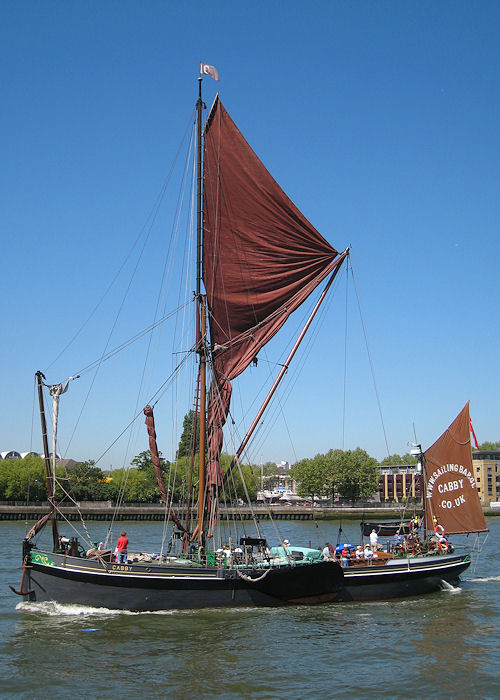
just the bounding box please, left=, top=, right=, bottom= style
left=236, top=567, right=271, bottom=583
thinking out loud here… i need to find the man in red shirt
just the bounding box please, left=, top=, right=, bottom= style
left=116, top=531, right=129, bottom=563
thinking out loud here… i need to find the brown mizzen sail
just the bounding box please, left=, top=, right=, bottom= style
left=202, top=97, right=346, bottom=488
left=143, top=405, right=186, bottom=533
left=423, top=402, right=487, bottom=535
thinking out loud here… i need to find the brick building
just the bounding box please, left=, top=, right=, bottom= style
left=378, top=465, right=423, bottom=503
left=472, top=450, right=500, bottom=505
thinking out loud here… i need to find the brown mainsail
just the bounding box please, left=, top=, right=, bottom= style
left=423, top=402, right=487, bottom=535
left=202, top=97, right=346, bottom=487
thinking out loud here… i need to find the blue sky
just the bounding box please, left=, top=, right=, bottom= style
left=1, top=1, right=498, bottom=468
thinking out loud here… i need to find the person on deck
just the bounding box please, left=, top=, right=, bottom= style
left=364, top=544, right=374, bottom=564
left=322, top=543, right=333, bottom=561
left=116, top=531, right=129, bottom=564
left=369, top=529, right=379, bottom=551
left=340, top=544, right=351, bottom=568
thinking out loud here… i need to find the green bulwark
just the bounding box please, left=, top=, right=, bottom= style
left=31, top=552, right=56, bottom=567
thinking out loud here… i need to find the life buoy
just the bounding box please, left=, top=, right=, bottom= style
left=434, top=524, right=445, bottom=536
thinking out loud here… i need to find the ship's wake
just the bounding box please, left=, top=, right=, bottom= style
left=440, top=579, right=462, bottom=594
left=15, top=600, right=264, bottom=617
left=16, top=601, right=177, bottom=616
left=464, top=575, right=500, bottom=583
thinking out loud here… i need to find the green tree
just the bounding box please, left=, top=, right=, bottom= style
left=125, top=469, right=158, bottom=502
left=109, top=468, right=158, bottom=503
left=60, top=460, right=111, bottom=501
left=323, top=449, right=343, bottom=501
left=131, top=450, right=170, bottom=480
left=261, top=461, right=277, bottom=475
left=379, top=453, right=417, bottom=466
left=111, top=452, right=186, bottom=504
left=336, top=448, right=379, bottom=502
left=290, top=455, right=328, bottom=501
left=224, top=456, right=260, bottom=501
left=172, top=454, right=199, bottom=503
left=478, top=441, right=500, bottom=450
left=0, top=456, right=46, bottom=501
left=177, top=411, right=201, bottom=459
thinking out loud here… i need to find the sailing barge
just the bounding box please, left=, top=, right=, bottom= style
left=12, top=76, right=484, bottom=611
left=13, top=75, right=349, bottom=610
left=336, top=402, right=487, bottom=600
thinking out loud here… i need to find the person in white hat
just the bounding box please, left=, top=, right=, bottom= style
left=364, top=543, right=374, bottom=564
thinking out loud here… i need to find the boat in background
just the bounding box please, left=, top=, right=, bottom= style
left=333, top=402, right=488, bottom=601
left=360, top=520, right=411, bottom=537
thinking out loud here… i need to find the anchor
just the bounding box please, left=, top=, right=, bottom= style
left=9, top=555, right=35, bottom=596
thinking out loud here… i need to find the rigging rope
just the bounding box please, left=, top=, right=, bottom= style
left=73, top=303, right=191, bottom=378
left=342, top=262, right=349, bottom=450
left=232, top=266, right=344, bottom=465
left=349, top=257, right=391, bottom=458
left=45, top=109, right=196, bottom=374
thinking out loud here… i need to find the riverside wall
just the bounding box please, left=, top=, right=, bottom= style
left=0, top=502, right=416, bottom=522
left=0, top=502, right=496, bottom=522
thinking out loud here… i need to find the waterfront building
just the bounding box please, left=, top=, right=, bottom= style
left=0, top=451, right=22, bottom=460
left=378, top=464, right=423, bottom=503
left=0, top=451, right=60, bottom=460
left=472, top=450, right=500, bottom=505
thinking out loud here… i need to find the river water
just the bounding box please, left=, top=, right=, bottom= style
left=1, top=518, right=498, bottom=699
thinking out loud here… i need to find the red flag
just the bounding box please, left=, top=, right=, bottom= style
left=200, top=62, right=219, bottom=81
left=470, top=418, right=479, bottom=450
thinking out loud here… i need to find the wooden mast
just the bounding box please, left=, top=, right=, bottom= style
left=35, top=371, right=59, bottom=551
left=195, top=78, right=207, bottom=544
left=420, top=449, right=428, bottom=538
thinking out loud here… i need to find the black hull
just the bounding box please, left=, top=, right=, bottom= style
left=361, top=521, right=410, bottom=537
left=337, top=554, right=470, bottom=602
left=18, top=550, right=470, bottom=610
left=21, top=550, right=344, bottom=611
